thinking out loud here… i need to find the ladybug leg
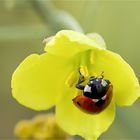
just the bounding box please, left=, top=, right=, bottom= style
left=76, top=70, right=85, bottom=90
left=76, top=78, right=85, bottom=90
left=100, top=71, right=104, bottom=79
left=89, top=76, right=95, bottom=81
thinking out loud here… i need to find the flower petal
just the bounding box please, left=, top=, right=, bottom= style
left=12, top=53, right=74, bottom=110
left=90, top=49, right=140, bottom=106
left=56, top=87, right=115, bottom=140
left=44, top=30, right=105, bottom=58
left=86, top=33, right=106, bottom=49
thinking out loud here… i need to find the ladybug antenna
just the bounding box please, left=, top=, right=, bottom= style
left=89, top=76, right=95, bottom=81
left=78, top=68, right=82, bottom=76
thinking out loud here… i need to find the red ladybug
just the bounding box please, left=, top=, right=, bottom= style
left=72, top=72, right=113, bottom=114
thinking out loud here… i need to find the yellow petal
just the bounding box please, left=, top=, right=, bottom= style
left=90, top=49, right=140, bottom=106
left=12, top=53, right=74, bottom=110
left=44, top=30, right=105, bottom=58
left=56, top=87, right=115, bottom=140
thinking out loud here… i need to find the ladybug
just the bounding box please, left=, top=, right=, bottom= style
left=72, top=72, right=113, bottom=114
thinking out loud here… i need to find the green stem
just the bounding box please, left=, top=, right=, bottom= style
left=30, top=0, right=83, bottom=33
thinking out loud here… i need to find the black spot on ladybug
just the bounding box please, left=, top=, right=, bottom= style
left=77, top=101, right=81, bottom=107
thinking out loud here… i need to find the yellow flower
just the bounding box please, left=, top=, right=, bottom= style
left=14, top=120, right=33, bottom=139
left=12, top=30, right=140, bottom=140
left=14, top=114, right=71, bottom=140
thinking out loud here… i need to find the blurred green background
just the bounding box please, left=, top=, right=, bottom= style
left=0, top=0, right=140, bottom=139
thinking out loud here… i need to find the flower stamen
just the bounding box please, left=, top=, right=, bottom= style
left=90, top=51, right=95, bottom=64
left=79, top=66, right=89, bottom=78
left=65, top=71, right=77, bottom=88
